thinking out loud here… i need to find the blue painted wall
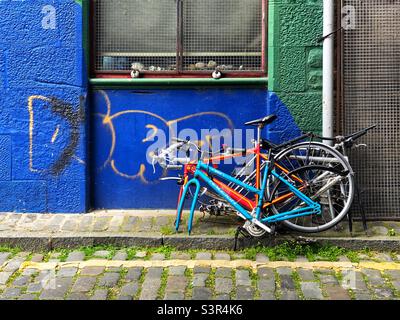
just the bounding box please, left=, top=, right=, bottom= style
left=0, top=1, right=304, bottom=212
left=91, top=89, right=301, bottom=209
left=0, top=1, right=87, bottom=213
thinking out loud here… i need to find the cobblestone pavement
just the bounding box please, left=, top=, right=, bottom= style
left=0, top=248, right=400, bottom=300
left=1, top=211, right=400, bottom=238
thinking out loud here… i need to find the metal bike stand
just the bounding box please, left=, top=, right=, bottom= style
left=348, top=181, right=368, bottom=234
left=233, top=226, right=252, bottom=251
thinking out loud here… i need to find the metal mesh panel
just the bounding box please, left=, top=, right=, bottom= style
left=182, top=0, right=263, bottom=71
left=343, top=0, right=400, bottom=219
left=94, top=0, right=263, bottom=73
left=95, top=0, right=177, bottom=72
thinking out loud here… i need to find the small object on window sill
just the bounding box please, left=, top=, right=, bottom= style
left=212, top=70, right=222, bottom=79
left=188, top=64, right=196, bottom=71
left=131, top=70, right=140, bottom=79
left=195, top=62, right=206, bottom=70
left=131, top=62, right=145, bottom=71
left=217, top=64, right=235, bottom=71
left=207, top=60, right=217, bottom=69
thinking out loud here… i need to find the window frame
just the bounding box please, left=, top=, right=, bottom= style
left=90, top=0, right=268, bottom=79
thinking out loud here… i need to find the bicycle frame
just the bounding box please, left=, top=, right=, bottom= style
left=174, top=143, right=305, bottom=217
left=175, top=160, right=322, bottom=234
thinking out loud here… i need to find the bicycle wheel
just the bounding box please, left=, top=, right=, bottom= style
left=268, top=162, right=354, bottom=233
left=273, top=141, right=353, bottom=175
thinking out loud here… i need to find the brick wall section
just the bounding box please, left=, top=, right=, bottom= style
left=268, top=0, right=323, bottom=138
left=0, top=1, right=87, bottom=213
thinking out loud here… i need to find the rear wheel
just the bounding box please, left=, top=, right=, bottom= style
left=268, top=164, right=354, bottom=233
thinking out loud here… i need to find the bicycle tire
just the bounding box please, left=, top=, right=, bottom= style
left=270, top=144, right=355, bottom=233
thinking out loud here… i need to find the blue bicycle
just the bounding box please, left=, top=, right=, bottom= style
left=158, top=117, right=354, bottom=236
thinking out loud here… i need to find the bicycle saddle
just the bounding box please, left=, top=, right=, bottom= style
left=245, top=115, right=277, bottom=128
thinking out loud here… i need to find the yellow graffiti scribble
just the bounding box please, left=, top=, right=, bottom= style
left=96, top=90, right=235, bottom=183
left=111, top=160, right=167, bottom=185
left=111, top=160, right=144, bottom=180
left=142, top=124, right=159, bottom=143
left=51, top=125, right=60, bottom=144
left=28, top=95, right=53, bottom=173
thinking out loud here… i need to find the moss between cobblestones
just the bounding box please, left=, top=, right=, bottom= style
left=273, top=270, right=281, bottom=300
left=134, top=268, right=147, bottom=300
left=6, top=270, right=22, bottom=287
left=160, top=225, right=175, bottom=236
left=345, top=251, right=360, bottom=263
left=205, top=269, right=216, bottom=299
left=1, top=243, right=399, bottom=266
left=389, top=252, right=398, bottom=261
left=42, top=249, right=70, bottom=262
left=361, top=273, right=375, bottom=299
left=315, top=273, right=329, bottom=299
left=88, top=272, right=104, bottom=298
left=381, top=272, right=399, bottom=298
left=291, top=271, right=304, bottom=300
left=64, top=271, right=81, bottom=300
left=348, top=288, right=356, bottom=300
left=335, top=270, right=344, bottom=284
left=108, top=268, right=128, bottom=300
left=79, top=246, right=116, bottom=260
left=126, top=248, right=138, bottom=260
left=24, top=253, right=34, bottom=262
left=249, top=268, right=260, bottom=300
left=148, top=246, right=174, bottom=259
left=157, top=268, right=169, bottom=300
left=230, top=269, right=236, bottom=300
left=0, top=246, right=21, bottom=257
left=184, top=268, right=194, bottom=299
left=241, top=242, right=350, bottom=262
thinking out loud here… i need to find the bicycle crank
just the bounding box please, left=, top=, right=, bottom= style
left=243, top=220, right=274, bottom=237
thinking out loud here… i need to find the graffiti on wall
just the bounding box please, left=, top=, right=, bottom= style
left=91, top=88, right=269, bottom=209
left=28, top=95, right=85, bottom=176
left=94, top=90, right=236, bottom=184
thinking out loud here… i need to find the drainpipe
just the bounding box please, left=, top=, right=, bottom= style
left=322, top=0, right=335, bottom=145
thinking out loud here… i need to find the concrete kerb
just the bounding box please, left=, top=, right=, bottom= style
left=0, top=233, right=399, bottom=252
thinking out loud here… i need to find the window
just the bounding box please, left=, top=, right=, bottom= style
left=92, top=0, right=267, bottom=78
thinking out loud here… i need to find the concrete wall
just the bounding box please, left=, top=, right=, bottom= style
left=0, top=1, right=87, bottom=213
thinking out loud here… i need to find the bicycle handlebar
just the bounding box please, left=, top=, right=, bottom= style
left=345, top=124, right=377, bottom=141
left=306, top=124, right=377, bottom=145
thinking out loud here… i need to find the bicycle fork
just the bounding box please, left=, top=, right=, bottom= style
left=175, top=178, right=201, bottom=234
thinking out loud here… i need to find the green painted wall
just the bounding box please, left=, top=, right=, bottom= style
left=268, top=0, right=323, bottom=133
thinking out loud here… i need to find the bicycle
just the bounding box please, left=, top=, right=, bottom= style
left=152, top=115, right=358, bottom=236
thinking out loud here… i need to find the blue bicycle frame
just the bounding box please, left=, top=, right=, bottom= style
left=176, top=160, right=322, bottom=234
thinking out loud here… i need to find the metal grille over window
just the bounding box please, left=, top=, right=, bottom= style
left=94, top=0, right=265, bottom=75
left=182, top=0, right=263, bottom=72
left=343, top=0, right=400, bottom=219
left=95, top=0, right=177, bottom=72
